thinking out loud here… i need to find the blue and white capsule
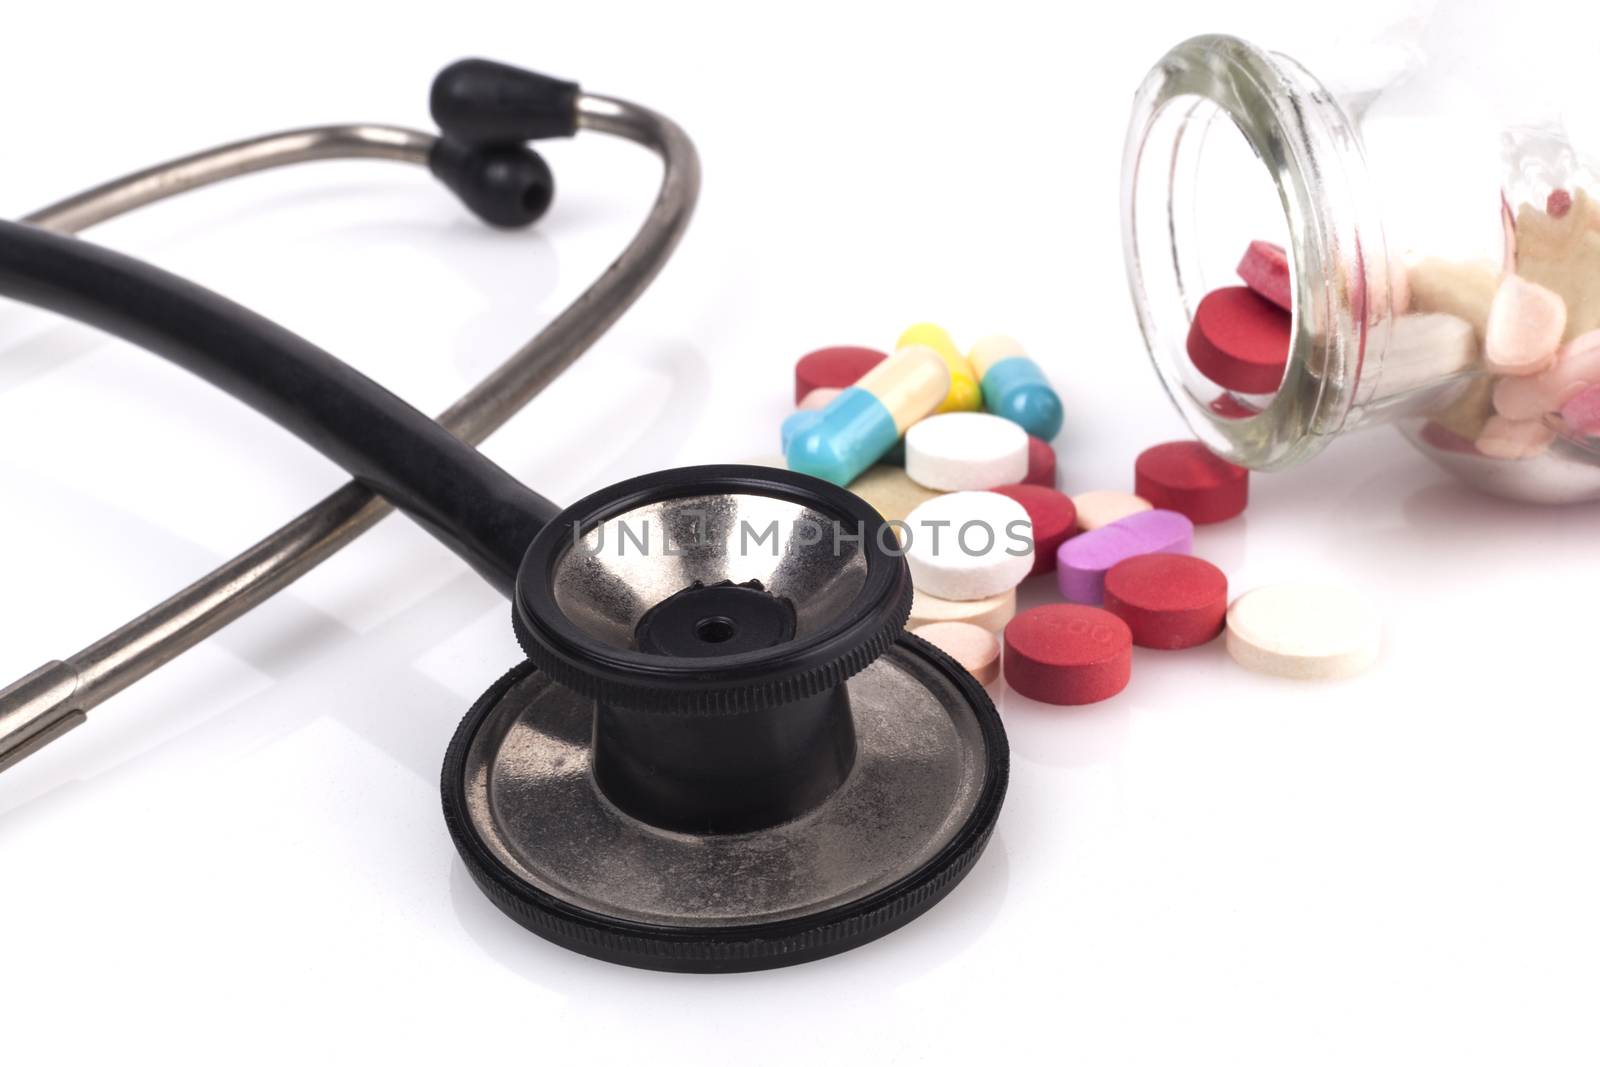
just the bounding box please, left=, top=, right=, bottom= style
left=784, top=345, right=950, bottom=486
left=970, top=335, right=1063, bottom=441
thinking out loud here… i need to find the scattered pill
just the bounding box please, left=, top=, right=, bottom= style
left=1475, top=413, right=1558, bottom=459
left=1484, top=274, right=1566, bottom=376
left=846, top=464, right=943, bottom=522
left=909, top=587, right=1017, bottom=633
left=905, top=412, right=1029, bottom=491
left=1187, top=286, right=1291, bottom=394
left=1004, top=605, right=1133, bottom=705
left=1103, top=553, right=1228, bottom=649
left=1236, top=240, right=1292, bottom=312
left=1071, top=490, right=1152, bottom=531
left=794, top=346, right=886, bottom=404
left=991, top=484, right=1077, bottom=576
left=903, top=491, right=1034, bottom=601
left=1493, top=329, right=1600, bottom=420
left=1134, top=441, right=1249, bottom=524
left=1548, top=189, right=1573, bottom=219
left=1056, top=508, right=1193, bottom=605
left=1225, top=582, right=1381, bottom=681
left=969, top=334, right=1065, bottom=440
left=897, top=323, right=982, bottom=412
left=786, top=345, right=950, bottom=485
left=1024, top=435, right=1056, bottom=487
left=797, top=386, right=843, bottom=411
left=912, top=621, right=1001, bottom=685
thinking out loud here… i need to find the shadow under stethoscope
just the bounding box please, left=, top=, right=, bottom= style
left=448, top=829, right=1012, bottom=990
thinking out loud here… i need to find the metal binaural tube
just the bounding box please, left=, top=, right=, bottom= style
left=0, top=96, right=700, bottom=772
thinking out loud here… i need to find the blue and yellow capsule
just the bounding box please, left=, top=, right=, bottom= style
left=969, top=335, right=1063, bottom=441
left=784, top=345, right=950, bottom=485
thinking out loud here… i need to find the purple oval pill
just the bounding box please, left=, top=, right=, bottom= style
left=1055, top=508, right=1194, bottom=604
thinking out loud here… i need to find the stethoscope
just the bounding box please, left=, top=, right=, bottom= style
left=0, top=60, right=1007, bottom=972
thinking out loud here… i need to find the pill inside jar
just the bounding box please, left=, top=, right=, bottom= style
left=1123, top=19, right=1600, bottom=503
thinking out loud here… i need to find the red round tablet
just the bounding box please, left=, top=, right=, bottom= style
left=1134, top=441, right=1249, bottom=524
left=991, top=484, right=1076, bottom=576
left=1003, top=605, right=1132, bottom=706
left=794, top=346, right=886, bottom=404
left=1187, top=286, right=1291, bottom=394
left=1023, top=435, right=1056, bottom=487
left=1102, top=553, right=1228, bottom=649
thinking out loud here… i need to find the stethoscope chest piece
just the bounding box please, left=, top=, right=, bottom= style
left=441, top=466, right=1009, bottom=971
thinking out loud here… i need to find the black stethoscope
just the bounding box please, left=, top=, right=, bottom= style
left=0, top=60, right=1007, bottom=972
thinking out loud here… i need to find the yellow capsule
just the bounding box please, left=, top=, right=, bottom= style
left=896, top=322, right=981, bottom=413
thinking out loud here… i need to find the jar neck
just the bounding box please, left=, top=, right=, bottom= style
left=1122, top=34, right=1403, bottom=470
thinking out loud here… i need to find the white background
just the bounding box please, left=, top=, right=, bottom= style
left=3, top=2, right=1597, bottom=1064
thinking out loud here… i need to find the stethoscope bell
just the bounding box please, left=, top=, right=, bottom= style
left=442, top=465, right=1008, bottom=971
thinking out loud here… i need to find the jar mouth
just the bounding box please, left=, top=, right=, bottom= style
left=1122, top=34, right=1392, bottom=471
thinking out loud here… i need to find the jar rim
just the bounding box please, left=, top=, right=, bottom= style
left=1121, top=34, right=1393, bottom=470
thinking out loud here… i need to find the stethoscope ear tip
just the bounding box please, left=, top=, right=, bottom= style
left=429, top=138, right=554, bottom=229
left=430, top=58, right=581, bottom=144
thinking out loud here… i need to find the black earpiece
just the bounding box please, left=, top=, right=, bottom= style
left=431, top=58, right=580, bottom=144
left=428, top=137, right=554, bottom=229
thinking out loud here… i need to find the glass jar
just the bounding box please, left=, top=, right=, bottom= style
left=1121, top=14, right=1600, bottom=503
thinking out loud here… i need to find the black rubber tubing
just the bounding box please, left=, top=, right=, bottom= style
left=0, top=219, right=557, bottom=592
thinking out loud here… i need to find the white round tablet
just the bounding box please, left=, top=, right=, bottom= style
left=908, top=587, right=1017, bottom=633
left=1225, top=582, right=1382, bottom=680
left=905, top=412, right=1029, bottom=491
left=1071, top=490, right=1153, bottom=531
left=902, top=491, right=1034, bottom=601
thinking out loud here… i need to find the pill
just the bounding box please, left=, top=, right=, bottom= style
left=1225, top=582, right=1381, bottom=680
left=991, top=484, right=1077, bottom=576
left=909, top=587, right=1017, bottom=633
left=903, top=491, right=1034, bottom=601
left=1548, top=189, right=1573, bottom=219
left=797, top=386, right=843, bottom=411
left=846, top=464, right=942, bottom=522
left=1186, top=287, right=1291, bottom=394
left=1024, top=435, right=1056, bottom=487
left=905, top=412, right=1029, bottom=491
left=1103, top=553, right=1228, bottom=649
left=1134, top=440, right=1249, bottom=524
left=1056, top=508, right=1193, bottom=605
left=1562, top=381, right=1600, bottom=435
left=1071, top=490, right=1152, bottom=531
left=1003, top=604, right=1133, bottom=706
left=969, top=334, right=1065, bottom=441
left=794, top=345, right=886, bottom=404
left=1484, top=274, right=1566, bottom=376
left=897, top=323, right=982, bottom=412
left=786, top=345, right=950, bottom=486
left=912, top=621, right=1001, bottom=686
left=1475, top=414, right=1558, bottom=459
left=1493, top=329, right=1600, bottom=419
left=1236, top=239, right=1292, bottom=312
